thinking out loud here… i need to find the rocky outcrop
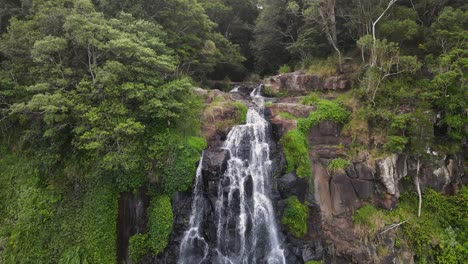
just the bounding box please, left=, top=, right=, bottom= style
left=264, top=71, right=351, bottom=96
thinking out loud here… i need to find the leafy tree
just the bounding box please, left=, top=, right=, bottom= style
left=252, top=0, right=299, bottom=75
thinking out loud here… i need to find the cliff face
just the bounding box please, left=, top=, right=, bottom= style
left=158, top=76, right=465, bottom=264
left=264, top=71, right=466, bottom=263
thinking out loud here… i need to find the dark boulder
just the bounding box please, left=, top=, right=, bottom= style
left=277, top=172, right=309, bottom=202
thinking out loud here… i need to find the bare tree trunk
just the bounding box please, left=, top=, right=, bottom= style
left=415, top=158, right=422, bottom=217
left=371, top=0, right=398, bottom=66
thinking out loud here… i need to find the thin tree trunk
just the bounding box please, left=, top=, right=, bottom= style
left=415, top=158, right=422, bottom=217
left=371, top=0, right=398, bottom=66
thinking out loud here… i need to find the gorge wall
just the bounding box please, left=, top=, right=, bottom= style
left=124, top=71, right=465, bottom=264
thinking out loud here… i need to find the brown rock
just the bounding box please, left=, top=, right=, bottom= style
left=323, top=75, right=351, bottom=91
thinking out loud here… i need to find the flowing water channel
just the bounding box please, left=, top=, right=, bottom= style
left=179, top=86, right=285, bottom=264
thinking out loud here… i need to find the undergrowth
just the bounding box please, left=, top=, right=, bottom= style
left=281, top=196, right=309, bottom=238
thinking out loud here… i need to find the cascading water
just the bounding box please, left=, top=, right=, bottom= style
left=178, top=153, right=209, bottom=264
left=179, top=86, right=285, bottom=264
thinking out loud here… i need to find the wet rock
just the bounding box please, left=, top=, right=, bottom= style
left=277, top=172, right=309, bottom=202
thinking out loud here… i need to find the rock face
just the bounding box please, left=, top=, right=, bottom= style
left=264, top=71, right=350, bottom=96
left=303, top=118, right=466, bottom=263
left=154, top=86, right=466, bottom=264
left=117, top=187, right=149, bottom=264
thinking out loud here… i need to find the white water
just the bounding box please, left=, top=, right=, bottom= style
left=178, top=153, right=209, bottom=264
left=214, top=86, right=285, bottom=263
left=179, top=86, right=285, bottom=264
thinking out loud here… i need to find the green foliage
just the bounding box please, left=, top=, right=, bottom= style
left=327, top=158, right=351, bottom=173
left=281, top=196, right=309, bottom=238
left=129, top=233, right=149, bottom=263
left=278, top=64, right=291, bottom=74
left=280, top=130, right=311, bottom=178
left=0, top=152, right=118, bottom=263
left=300, top=92, right=320, bottom=106
left=148, top=195, right=174, bottom=255
left=305, top=58, right=337, bottom=78
left=304, top=261, right=322, bottom=264
left=278, top=112, right=297, bottom=120
left=147, top=132, right=205, bottom=196
left=233, top=101, right=248, bottom=124
left=298, top=99, right=350, bottom=134
left=386, top=189, right=468, bottom=262
left=383, top=136, right=408, bottom=153
left=353, top=204, right=379, bottom=226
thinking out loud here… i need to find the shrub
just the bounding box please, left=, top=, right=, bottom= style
left=281, top=196, right=309, bottom=238
left=300, top=92, right=320, bottom=106
left=298, top=99, right=350, bottom=134
left=233, top=101, right=248, bottom=124
left=148, top=195, right=174, bottom=255
left=383, top=135, right=408, bottom=153
left=353, top=204, right=379, bottom=226
left=129, top=233, right=149, bottom=263
left=327, top=158, right=352, bottom=173
left=152, top=132, right=205, bottom=196
left=280, top=130, right=311, bottom=178
left=278, top=64, right=291, bottom=74
left=306, top=58, right=337, bottom=77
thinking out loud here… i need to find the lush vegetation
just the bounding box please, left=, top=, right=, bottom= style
left=280, top=130, right=311, bottom=178
left=327, top=158, right=352, bottom=173
left=0, top=0, right=466, bottom=262
left=298, top=99, right=351, bottom=134
left=353, top=188, right=468, bottom=263
left=148, top=195, right=174, bottom=255
left=281, top=195, right=309, bottom=238
left=128, top=233, right=149, bottom=263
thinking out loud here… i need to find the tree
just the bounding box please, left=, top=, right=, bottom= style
left=302, top=0, right=343, bottom=71
left=252, top=0, right=299, bottom=75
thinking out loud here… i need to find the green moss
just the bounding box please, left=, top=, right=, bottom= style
left=298, top=99, right=350, bottom=134
left=281, top=196, right=309, bottom=238
left=280, top=130, right=312, bottom=178
left=129, top=233, right=149, bottom=263
left=265, top=101, right=273, bottom=107
left=148, top=195, right=173, bottom=255
left=327, top=158, right=352, bottom=173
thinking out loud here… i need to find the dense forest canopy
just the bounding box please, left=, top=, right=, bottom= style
left=0, top=0, right=466, bottom=263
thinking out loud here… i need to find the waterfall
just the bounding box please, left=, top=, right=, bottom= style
left=179, top=85, right=285, bottom=264
left=178, top=153, right=209, bottom=264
